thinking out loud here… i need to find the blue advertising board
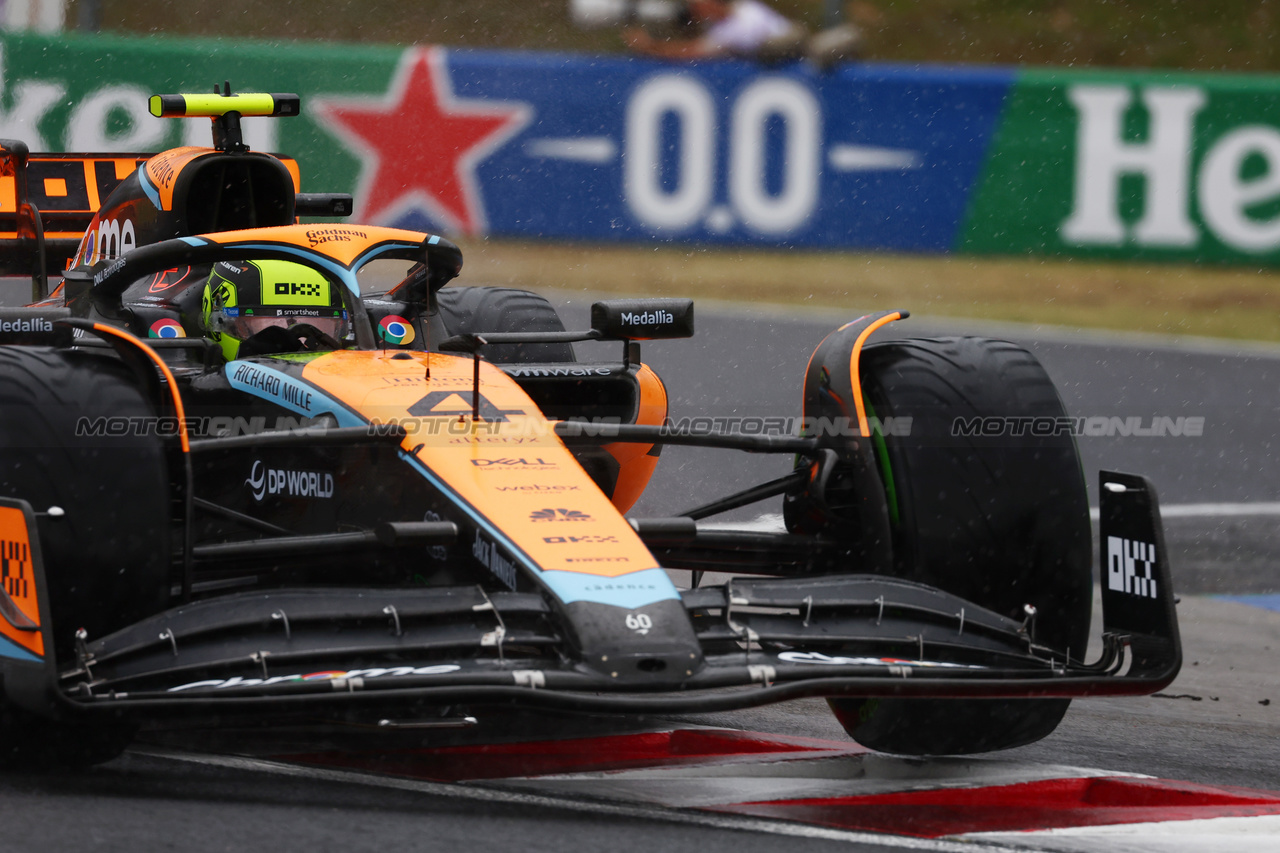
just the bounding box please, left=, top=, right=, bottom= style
left=0, top=34, right=1019, bottom=253
left=429, top=52, right=1014, bottom=251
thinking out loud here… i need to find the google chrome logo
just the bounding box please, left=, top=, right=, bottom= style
left=378, top=315, right=415, bottom=346
left=149, top=318, right=185, bottom=338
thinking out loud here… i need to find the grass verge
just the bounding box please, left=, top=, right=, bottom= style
left=464, top=240, right=1280, bottom=343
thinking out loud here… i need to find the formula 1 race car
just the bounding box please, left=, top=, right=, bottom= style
left=0, top=89, right=1181, bottom=768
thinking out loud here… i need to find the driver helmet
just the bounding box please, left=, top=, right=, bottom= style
left=201, top=259, right=349, bottom=360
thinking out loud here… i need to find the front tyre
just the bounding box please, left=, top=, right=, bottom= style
left=828, top=337, right=1092, bottom=755
left=0, top=347, right=171, bottom=767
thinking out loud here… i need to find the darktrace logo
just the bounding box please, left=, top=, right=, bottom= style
left=529, top=508, right=591, bottom=523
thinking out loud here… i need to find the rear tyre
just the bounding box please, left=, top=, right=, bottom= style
left=435, top=287, right=575, bottom=364
left=0, top=347, right=172, bottom=766
left=827, top=337, right=1092, bottom=755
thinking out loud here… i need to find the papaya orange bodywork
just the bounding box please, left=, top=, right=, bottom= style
left=605, top=362, right=668, bottom=513
left=299, top=350, right=660, bottom=579
left=0, top=506, right=43, bottom=659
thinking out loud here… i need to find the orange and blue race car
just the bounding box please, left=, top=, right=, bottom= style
left=0, top=88, right=1180, bottom=768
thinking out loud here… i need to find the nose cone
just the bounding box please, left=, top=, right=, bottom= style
left=561, top=597, right=704, bottom=686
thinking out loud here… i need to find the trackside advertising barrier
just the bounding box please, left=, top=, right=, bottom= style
left=4, top=31, right=1280, bottom=264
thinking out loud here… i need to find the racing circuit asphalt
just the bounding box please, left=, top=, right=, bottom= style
left=1, top=284, right=1278, bottom=851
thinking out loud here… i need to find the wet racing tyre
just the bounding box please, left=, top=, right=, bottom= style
left=827, top=337, right=1093, bottom=755
left=436, top=287, right=575, bottom=364
left=0, top=346, right=172, bottom=767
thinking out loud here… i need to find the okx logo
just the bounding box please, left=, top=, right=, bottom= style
left=274, top=281, right=322, bottom=297
left=1107, top=535, right=1158, bottom=599
left=529, top=508, right=591, bottom=523
left=1, top=537, right=31, bottom=600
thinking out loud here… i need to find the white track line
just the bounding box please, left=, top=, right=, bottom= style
left=133, top=747, right=1034, bottom=853
left=495, top=754, right=1147, bottom=809
left=700, top=506, right=1280, bottom=531
left=1155, top=502, right=1280, bottom=518
left=687, top=296, right=1280, bottom=359
left=969, top=814, right=1280, bottom=853
left=543, top=288, right=1280, bottom=360
left=1089, top=502, right=1280, bottom=521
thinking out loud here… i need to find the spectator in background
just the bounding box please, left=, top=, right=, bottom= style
left=624, top=0, right=808, bottom=63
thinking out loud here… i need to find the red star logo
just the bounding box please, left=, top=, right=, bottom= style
left=314, top=48, right=530, bottom=235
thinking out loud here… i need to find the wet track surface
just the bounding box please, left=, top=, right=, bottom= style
left=1, top=286, right=1278, bottom=850
left=614, top=300, right=1280, bottom=598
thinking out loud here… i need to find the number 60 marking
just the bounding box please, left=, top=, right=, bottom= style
left=624, top=74, right=821, bottom=235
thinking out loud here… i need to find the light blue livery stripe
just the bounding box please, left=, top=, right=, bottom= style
left=220, top=242, right=366, bottom=298
left=226, top=360, right=365, bottom=427
left=539, top=567, right=679, bottom=608
left=0, top=634, right=42, bottom=663
left=397, top=452, right=676, bottom=608
left=170, top=239, right=420, bottom=300
left=398, top=451, right=537, bottom=569
left=223, top=364, right=676, bottom=612
left=138, top=164, right=163, bottom=209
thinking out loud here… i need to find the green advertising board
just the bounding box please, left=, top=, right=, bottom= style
left=0, top=31, right=388, bottom=196
left=961, top=68, right=1280, bottom=265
